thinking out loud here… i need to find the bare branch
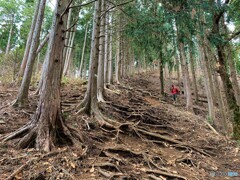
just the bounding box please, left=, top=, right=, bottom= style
left=36, top=33, right=50, bottom=54
left=100, top=0, right=134, bottom=18
left=60, top=0, right=74, bottom=19
left=105, top=0, right=136, bottom=22
left=70, top=0, right=97, bottom=9
left=228, top=29, right=240, bottom=41
left=64, top=18, right=79, bottom=32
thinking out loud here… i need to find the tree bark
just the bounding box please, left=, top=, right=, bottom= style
left=175, top=53, right=181, bottom=86
left=63, top=25, right=76, bottom=76
left=227, top=47, right=240, bottom=106
left=36, top=33, right=50, bottom=55
left=199, top=44, right=216, bottom=125
left=4, top=0, right=82, bottom=152
left=83, top=56, right=87, bottom=80
left=18, top=0, right=41, bottom=79
left=79, top=23, right=88, bottom=78
left=159, top=49, right=164, bottom=96
left=14, top=0, right=47, bottom=107
left=115, top=27, right=121, bottom=84
left=108, top=19, right=113, bottom=84
left=62, top=7, right=72, bottom=75
left=212, top=66, right=229, bottom=134
left=179, top=42, right=193, bottom=111
left=78, top=0, right=101, bottom=113
left=5, top=14, right=14, bottom=54
left=104, top=8, right=109, bottom=83
left=210, top=0, right=240, bottom=139
left=189, top=44, right=199, bottom=103
left=97, top=0, right=106, bottom=102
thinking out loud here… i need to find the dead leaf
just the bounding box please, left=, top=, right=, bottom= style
left=90, top=166, right=95, bottom=173
left=15, top=173, right=22, bottom=180
left=43, top=162, right=50, bottom=165
left=72, top=153, right=78, bottom=157
left=0, top=120, right=6, bottom=124
left=46, top=166, right=52, bottom=173
left=140, top=167, right=146, bottom=172
left=70, top=162, right=76, bottom=169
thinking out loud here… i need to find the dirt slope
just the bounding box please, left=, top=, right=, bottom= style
left=0, top=73, right=239, bottom=180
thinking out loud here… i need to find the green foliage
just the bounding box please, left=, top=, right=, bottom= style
left=0, top=48, right=23, bottom=84
left=0, top=0, right=53, bottom=54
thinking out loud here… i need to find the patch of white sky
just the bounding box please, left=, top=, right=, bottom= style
left=47, top=0, right=56, bottom=10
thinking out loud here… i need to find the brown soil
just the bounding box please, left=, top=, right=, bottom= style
left=0, top=72, right=239, bottom=180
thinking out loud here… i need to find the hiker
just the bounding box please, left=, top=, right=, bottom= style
left=170, top=85, right=179, bottom=102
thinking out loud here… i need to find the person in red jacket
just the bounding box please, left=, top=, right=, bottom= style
left=170, top=85, right=179, bottom=102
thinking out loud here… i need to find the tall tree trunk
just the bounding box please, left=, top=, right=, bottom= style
left=210, top=0, right=240, bottom=139
left=217, top=44, right=240, bottom=138
left=79, top=23, right=88, bottom=78
left=97, top=0, right=106, bottom=102
left=18, top=0, right=41, bottom=79
left=63, top=25, right=76, bottom=76
left=189, top=45, right=199, bottom=103
left=14, top=0, right=47, bottom=107
left=175, top=53, right=181, bottom=86
left=122, top=38, right=127, bottom=78
left=23, top=33, right=49, bottom=94
left=4, top=0, right=82, bottom=152
left=5, top=14, right=14, bottom=54
left=62, top=7, right=72, bottom=74
left=108, top=21, right=113, bottom=84
left=83, top=57, right=87, bottom=80
left=35, top=53, right=40, bottom=82
left=77, top=0, right=116, bottom=128
left=104, top=9, right=109, bottom=83
left=220, top=17, right=240, bottom=106
left=115, top=28, right=121, bottom=84
left=143, top=52, right=146, bottom=72
left=228, top=48, right=240, bottom=106
left=212, top=66, right=229, bottom=134
left=179, top=42, right=193, bottom=111
left=78, top=0, right=101, bottom=113
left=205, top=41, right=230, bottom=134
left=199, top=44, right=216, bottom=125
left=159, top=48, right=164, bottom=96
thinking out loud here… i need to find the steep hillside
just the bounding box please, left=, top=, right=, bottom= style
left=0, top=73, right=239, bottom=180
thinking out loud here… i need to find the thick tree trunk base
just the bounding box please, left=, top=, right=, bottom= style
left=76, top=97, right=123, bottom=131
left=3, top=115, right=83, bottom=152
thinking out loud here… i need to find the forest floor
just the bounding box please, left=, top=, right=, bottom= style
left=0, top=71, right=240, bottom=180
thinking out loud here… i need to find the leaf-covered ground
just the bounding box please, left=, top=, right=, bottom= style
left=0, top=72, right=239, bottom=180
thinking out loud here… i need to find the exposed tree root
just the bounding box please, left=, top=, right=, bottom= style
left=146, top=169, right=187, bottom=180
left=2, top=122, right=32, bottom=142
left=101, top=144, right=188, bottom=179
left=2, top=113, right=83, bottom=152
left=147, top=174, right=164, bottom=180
left=134, top=127, right=211, bottom=157
left=98, top=168, right=126, bottom=179
left=54, top=165, right=78, bottom=180
left=6, top=157, right=38, bottom=180
left=7, top=149, right=67, bottom=180
left=1, top=73, right=236, bottom=179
